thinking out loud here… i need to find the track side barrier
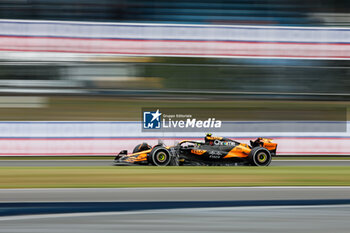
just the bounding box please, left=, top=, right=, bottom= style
left=0, top=121, right=348, bottom=156
left=0, top=20, right=350, bottom=59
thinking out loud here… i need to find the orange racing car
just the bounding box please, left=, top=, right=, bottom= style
left=114, top=134, right=277, bottom=166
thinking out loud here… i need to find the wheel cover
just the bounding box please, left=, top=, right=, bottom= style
left=156, top=152, right=167, bottom=162
left=257, top=152, right=267, bottom=163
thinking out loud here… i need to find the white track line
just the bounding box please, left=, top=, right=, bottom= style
left=1, top=204, right=350, bottom=221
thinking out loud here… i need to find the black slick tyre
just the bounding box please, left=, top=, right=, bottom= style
left=248, top=147, right=272, bottom=166
left=149, top=147, right=171, bottom=166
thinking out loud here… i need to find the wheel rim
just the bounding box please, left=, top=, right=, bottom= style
left=257, top=152, right=267, bottom=163
left=157, top=152, right=167, bottom=162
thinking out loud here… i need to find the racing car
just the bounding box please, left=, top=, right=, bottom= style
left=114, top=134, right=277, bottom=166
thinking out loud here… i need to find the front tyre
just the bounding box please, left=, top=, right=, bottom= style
left=248, top=147, right=272, bottom=166
left=149, top=147, right=172, bottom=166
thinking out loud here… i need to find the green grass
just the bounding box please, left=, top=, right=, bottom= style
left=0, top=96, right=347, bottom=120
left=0, top=166, right=349, bottom=188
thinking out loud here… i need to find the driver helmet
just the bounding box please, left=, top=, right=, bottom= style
left=205, top=133, right=213, bottom=144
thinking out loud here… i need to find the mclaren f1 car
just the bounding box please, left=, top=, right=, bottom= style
left=114, top=134, right=277, bottom=166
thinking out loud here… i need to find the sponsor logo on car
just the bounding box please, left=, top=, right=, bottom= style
left=191, top=149, right=207, bottom=155
left=213, top=140, right=236, bottom=146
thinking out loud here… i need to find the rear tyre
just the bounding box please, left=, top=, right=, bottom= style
left=149, top=147, right=172, bottom=166
left=133, top=143, right=151, bottom=153
left=248, top=147, right=272, bottom=166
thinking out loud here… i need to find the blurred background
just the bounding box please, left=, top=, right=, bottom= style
left=1, top=0, right=350, bottom=25
left=0, top=0, right=349, bottom=121
left=1, top=3, right=350, bottom=230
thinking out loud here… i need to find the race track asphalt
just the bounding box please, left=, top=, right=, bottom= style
left=1, top=187, right=350, bottom=203
left=1, top=205, right=350, bottom=233
left=1, top=159, right=349, bottom=233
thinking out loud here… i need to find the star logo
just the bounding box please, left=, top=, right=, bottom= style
left=143, top=109, right=162, bottom=129
left=150, top=109, right=162, bottom=123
